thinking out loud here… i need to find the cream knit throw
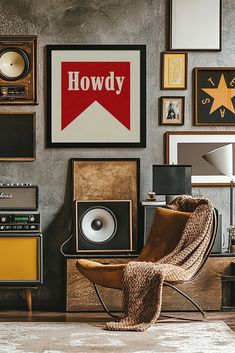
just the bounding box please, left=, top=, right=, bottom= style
left=105, top=195, right=214, bottom=332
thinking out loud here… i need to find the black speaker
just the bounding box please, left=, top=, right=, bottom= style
left=74, top=200, right=132, bottom=253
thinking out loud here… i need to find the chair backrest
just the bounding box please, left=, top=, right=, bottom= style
left=138, top=206, right=218, bottom=281
left=138, top=207, right=191, bottom=263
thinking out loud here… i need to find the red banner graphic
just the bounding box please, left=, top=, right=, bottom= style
left=61, top=62, right=130, bottom=130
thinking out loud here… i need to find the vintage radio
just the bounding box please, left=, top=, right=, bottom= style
left=0, top=184, right=38, bottom=210
left=0, top=35, right=37, bottom=104
left=0, top=211, right=40, bottom=233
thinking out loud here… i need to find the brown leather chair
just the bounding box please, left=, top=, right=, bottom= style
left=76, top=206, right=218, bottom=319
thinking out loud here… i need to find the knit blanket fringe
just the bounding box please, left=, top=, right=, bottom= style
left=105, top=195, right=214, bottom=331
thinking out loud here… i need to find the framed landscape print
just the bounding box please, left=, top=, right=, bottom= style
left=159, top=96, right=184, bottom=125
left=46, top=45, right=146, bottom=148
left=0, top=113, right=35, bottom=161
left=194, top=68, right=235, bottom=126
left=169, top=0, right=221, bottom=51
left=161, top=52, right=187, bottom=90
left=165, top=131, right=235, bottom=186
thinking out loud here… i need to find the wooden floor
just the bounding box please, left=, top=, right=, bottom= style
left=0, top=310, right=234, bottom=332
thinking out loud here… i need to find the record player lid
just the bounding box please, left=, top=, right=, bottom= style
left=0, top=49, right=28, bottom=80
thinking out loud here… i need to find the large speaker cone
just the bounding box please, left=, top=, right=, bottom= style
left=75, top=200, right=132, bottom=253
left=0, top=48, right=29, bottom=81
left=80, top=207, right=117, bottom=244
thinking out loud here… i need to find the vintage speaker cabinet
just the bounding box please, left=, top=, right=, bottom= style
left=72, top=158, right=141, bottom=253
left=0, top=233, right=43, bottom=310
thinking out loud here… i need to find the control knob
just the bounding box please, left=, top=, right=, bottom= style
left=1, top=216, right=6, bottom=223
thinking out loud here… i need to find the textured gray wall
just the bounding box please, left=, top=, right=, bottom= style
left=0, top=0, right=234, bottom=308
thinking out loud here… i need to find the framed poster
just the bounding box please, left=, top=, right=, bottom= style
left=194, top=68, right=235, bottom=126
left=47, top=45, right=146, bottom=148
left=159, top=96, right=184, bottom=125
left=72, top=158, right=140, bottom=251
left=161, top=52, right=187, bottom=90
left=169, top=0, right=222, bottom=51
left=0, top=113, right=35, bottom=161
left=165, top=131, right=235, bottom=186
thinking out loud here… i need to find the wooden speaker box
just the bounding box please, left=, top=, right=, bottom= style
left=0, top=234, right=43, bottom=285
left=0, top=35, right=37, bottom=104
left=72, top=158, right=140, bottom=252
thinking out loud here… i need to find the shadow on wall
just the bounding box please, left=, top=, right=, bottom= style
left=40, top=160, right=74, bottom=309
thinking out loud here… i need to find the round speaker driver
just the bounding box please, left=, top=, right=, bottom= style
left=0, top=48, right=29, bottom=81
left=80, top=207, right=117, bottom=244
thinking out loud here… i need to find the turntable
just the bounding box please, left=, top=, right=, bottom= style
left=0, top=36, right=37, bottom=104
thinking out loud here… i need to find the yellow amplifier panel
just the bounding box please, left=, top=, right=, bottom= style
left=0, top=237, right=39, bottom=281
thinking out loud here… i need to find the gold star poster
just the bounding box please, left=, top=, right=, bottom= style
left=194, top=68, right=235, bottom=125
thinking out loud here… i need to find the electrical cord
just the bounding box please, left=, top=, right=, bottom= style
left=60, top=232, right=74, bottom=256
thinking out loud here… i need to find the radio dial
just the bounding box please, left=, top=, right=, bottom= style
left=1, top=216, right=6, bottom=223
left=29, top=216, right=35, bottom=222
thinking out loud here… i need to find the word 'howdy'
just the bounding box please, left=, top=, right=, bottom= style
left=68, top=71, right=125, bottom=95
left=61, top=61, right=130, bottom=130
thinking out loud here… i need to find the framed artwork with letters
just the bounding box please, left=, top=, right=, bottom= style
left=194, top=68, right=235, bottom=126
left=46, top=45, right=146, bottom=147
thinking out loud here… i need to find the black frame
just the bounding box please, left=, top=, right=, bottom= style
left=159, top=96, right=185, bottom=125
left=0, top=112, right=36, bottom=161
left=194, top=67, right=235, bottom=126
left=168, top=0, right=222, bottom=52
left=46, top=45, right=146, bottom=148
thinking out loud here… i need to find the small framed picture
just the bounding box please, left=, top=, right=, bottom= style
left=161, top=52, right=187, bottom=90
left=194, top=67, right=235, bottom=126
left=159, top=96, right=184, bottom=125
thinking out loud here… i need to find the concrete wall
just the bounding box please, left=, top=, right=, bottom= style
left=0, top=0, right=234, bottom=308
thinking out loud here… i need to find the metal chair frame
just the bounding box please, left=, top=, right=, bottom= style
left=92, top=208, right=218, bottom=322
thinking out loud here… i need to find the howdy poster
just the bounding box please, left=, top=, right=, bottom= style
left=47, top=45, right=146, bottom=147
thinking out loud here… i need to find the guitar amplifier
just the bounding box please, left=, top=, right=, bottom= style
left=0, top=184, right=38, bottom=210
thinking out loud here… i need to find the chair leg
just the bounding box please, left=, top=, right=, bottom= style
left=93, top=282, right=205, bottom=322
left=160, top=282, right=206, bottom=321
left=93, top=283, right=120, bottom=320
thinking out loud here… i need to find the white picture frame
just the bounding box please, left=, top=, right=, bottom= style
left=165, top=131, right=235, bottom=186
left=169, top=0, right=222, bottom=51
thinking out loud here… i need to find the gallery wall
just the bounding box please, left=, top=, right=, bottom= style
left=0, top=0, right=234, bottom=308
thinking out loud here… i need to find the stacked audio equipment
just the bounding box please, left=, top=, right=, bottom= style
left=0, top=184, right=42, bottom=311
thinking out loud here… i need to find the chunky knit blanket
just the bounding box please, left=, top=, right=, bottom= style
left=105, top=195, right=214, bottom=332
